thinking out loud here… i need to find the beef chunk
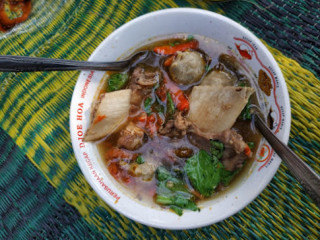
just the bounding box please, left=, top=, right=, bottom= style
left=131, top=66, right=160, bottom=87
left=159, top=112, right=191, bottom=138
left=117, top=122, right=145, bottom=150
left=221, top=152, right=247, bottom=171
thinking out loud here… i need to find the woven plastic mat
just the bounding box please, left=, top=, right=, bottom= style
left=0, top=0, right=319, bottom=239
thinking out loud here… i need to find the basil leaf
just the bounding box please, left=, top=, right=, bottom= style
left=155, top=167, right=199, bottom=216
left=185, top=150, right=221, bottom=197
left=107, top=73, right=129, bottom=92
left=185, top=140, right=243, bottom=195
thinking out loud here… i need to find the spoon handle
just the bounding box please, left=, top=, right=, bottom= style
left=0, top=55, right=128, bottom=72
left=254, top=114, right=320, bottom=207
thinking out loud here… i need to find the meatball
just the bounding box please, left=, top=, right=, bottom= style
left=169, top=51, right=205, bottom=85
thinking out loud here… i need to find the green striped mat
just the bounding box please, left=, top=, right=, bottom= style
left=0, top=0, right=319, bottom=239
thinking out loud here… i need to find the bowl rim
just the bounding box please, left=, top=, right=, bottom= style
left=70, top=8, right=291, bottom=229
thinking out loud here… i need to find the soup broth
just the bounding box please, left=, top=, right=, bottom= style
left=86, top=34, right=261, bottom=215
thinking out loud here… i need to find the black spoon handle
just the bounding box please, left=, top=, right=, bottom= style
left=0, top=55, right=129, bottom=72
left=255, top=114, right=320, bottom=207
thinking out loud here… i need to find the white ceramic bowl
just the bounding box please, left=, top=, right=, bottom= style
left=70, top=8, right=291, bottom=229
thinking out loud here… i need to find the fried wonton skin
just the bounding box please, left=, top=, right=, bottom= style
left=84, top=89, right=131, bottom=141
left=188, top=86, right=254, bottom=134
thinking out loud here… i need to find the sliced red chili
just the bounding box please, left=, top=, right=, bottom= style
left=108, top=162, right=120, bottom=180
left=105, top=147, right=131, bottom=160
left=163, top=76, right=189, bottom=112
left=0, top=0, right=32, bottom=32
left=93, top=114, right=107, bottom=124
left=153, top=40, right=199, bottom=55
left=163, top=55, right=175, bottom=67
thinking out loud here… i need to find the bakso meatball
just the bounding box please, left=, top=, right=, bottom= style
left=117, top=122, right=145, bottom=151
left=169, top=51, right=205, bottom=85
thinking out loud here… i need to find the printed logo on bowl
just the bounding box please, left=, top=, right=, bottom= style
left=233, top=37, right=287, bottom=171
left=72, top=70, right=122, bottom=204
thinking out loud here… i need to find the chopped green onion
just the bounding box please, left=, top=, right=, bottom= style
left=210, top=140, right=224, bottom=161
left=136, top=155, right=145, bottom=164
left=247, top=142, right=255, bottom=150
left=169, top=41, right=181, bottom=47
left=186, top=35, right=194, bottom=42
left=240, top=101, right=252, bottom=120
left=107, top=73, right=128, bottom=92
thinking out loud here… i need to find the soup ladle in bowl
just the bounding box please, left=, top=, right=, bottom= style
left=252, top=112, right=320, bottom=207
left=0, top=51, right=150, bottom=72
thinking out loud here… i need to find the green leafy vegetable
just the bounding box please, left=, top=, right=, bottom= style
left=152, top=96, right=165, bottom=115
left=205, top=65, right=210, bottom=72
left=156, top=166, right=172, bottom=181
left=185, top=150, right=222, bottom=197
left=144, top=97, right=153, bottom=114
left=220, top=168, right=241, bottom=186
left=136, top=155, right=145, bottom=164
left=144, top=94, right=166, bottom=116
left=155, top=167, right=199, bottom=216
left=170, top=206, right=183, bottom=216
left=166, top=92, right=175, bottom=118
left=239, top=101, right=252, bottom=120
left=185, top=140, right=241, bottom=196
left=153, top=103, right=164, bottom=113
left=107, top=73, right=129, bottom=92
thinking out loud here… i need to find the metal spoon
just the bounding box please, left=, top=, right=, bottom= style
left=253, top=113, right=320, bottom=207
left=0, top=51, right=149, bottom=72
